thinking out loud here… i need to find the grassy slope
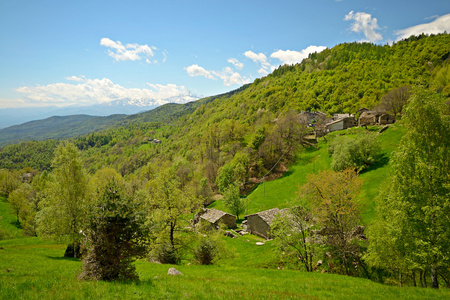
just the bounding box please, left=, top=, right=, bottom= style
left=213, top=124, right=403, bottom=225
left=0, top=197, right=24, bottom=240
left=1, top=237, right=448, bottom=300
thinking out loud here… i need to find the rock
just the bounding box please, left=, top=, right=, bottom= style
left=255, top=242, right=265, bottom=246
left=167, top=268, right=183, bottom=276
left=316, top=260, right=323, bottom=266
left=224, top=231, right=238, bottom=238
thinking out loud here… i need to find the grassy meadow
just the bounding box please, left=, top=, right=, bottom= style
left=2, top=124, right=449, bottom=299
left=1, top=236, right=449, bottom=300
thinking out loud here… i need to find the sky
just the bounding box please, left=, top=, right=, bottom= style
left=0, top=0, right=449, bottom=109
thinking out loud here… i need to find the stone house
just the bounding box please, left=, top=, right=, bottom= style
left=245, top=208, right=282, bottom=239
left=358, top=111, right=395, bottom=126
left=325, top=117, right=357, bottom=132
left=195, top=208, right=236, bottom=229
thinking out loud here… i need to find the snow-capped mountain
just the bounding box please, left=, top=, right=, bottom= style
left=0, top=93, right=201, bottom=129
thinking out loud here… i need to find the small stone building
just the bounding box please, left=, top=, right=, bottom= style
left=245, top=208, right=282, bottom=239
left=196, top=208, right=237, bottom=229
left=325, top=117, right=357, bottom=132
left=359, top=111, right=395, bottom=126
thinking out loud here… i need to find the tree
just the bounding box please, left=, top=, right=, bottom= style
left=0, top=169, right=21, bottom=197
left=300, top=169, right=365, bottom=276
left=147, top=169, right=198, bottom=264
left=272, top=206, right=317, bottom=272
left=7, top=183, right=32, bottom=225
left=328, top=132, right=381, bottom=172
left=79, top=180, right=149, bottom=281
left=35, top=142, right=90, bottom=257
left=378, top=85, right=411, bottom=116
left=222, top=183, right=245, bottom=221
left=366, top=89, right=450, bottom=288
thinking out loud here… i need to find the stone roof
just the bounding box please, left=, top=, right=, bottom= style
left=200, top=208, right=231, bottom=223
left=245, top=208, right=281, bottom=225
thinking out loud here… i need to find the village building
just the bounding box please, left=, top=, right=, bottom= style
left=332, top=113, right=354, bottom=121
left=195, top=208, right=237, bottom=229
left=325, top=117, right=357, bottom=132
left=358, top=111, right=395, bottom=127
left=245, top=208, right=282, bottom=239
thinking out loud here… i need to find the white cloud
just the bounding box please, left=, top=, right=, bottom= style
left=212, top=67, right=251, bottom=86
left=100, top=38, right=157, bottom=63
left=270, top=46, right=327, bottom=65
left=228, top=58, right=244, bottom=70
left=12, top=77, right=193, bottom=107
left=395, top=13, right=450, bottom=41
left=186, top=64, right=215, bottom=79
left=244, top=50, right=274, bottom=74
left=65, top=75, right=84, bottom=82
left=345, top=11, right=383, bottom=42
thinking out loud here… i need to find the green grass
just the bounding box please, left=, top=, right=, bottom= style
left=1, top=237, right=449, bottom=299
left=0, top=196, right=24, bottom=240
left=214, top=124, right=405, bottom=225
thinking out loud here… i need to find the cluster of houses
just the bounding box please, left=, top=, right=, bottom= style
left=194, top=207, right=284, bottom=240
left=299, top=108, right=395, bottom=134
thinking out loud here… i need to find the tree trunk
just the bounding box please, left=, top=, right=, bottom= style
left=431, top=266, right=439, bottom=289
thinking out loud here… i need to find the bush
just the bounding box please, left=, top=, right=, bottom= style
left=328, top=132, right=380, bottom=171
left=78, top=180, right=149, bottom=281
left=152, top=243, right=181, bottom=265
left=193, top=237, right=219, bottom=265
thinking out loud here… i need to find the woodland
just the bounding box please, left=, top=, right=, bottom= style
left=0, top=33, right=449, bottom=297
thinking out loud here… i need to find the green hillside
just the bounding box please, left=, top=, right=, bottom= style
left=0, top=34, right=449, bottom=294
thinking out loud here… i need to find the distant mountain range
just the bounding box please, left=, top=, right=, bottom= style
left=0, top=93, right=200, bottom=129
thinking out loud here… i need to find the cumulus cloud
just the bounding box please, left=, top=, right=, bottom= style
left=270, top=46, right=327, bottom=65
left=186, top=64, right=215, bottom=79
left=212, top=67, right=251, bottom=86
left=186, top=63, right=250, bottom=86
left=395, top=13, right=450, bottom=41
left=227, top=58, right=244, bottom=70
left=244, top=50, right=274, bottom=74
left=100, top=38, right=158, bottom=63
left=345, top=11, right=383, bottom=42
left=13, top=77, right=193, bottom=107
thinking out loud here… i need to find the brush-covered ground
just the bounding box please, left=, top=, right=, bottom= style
left=1, top=124, right=449, bottom=299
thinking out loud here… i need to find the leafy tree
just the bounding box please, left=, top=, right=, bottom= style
left=366, top=89, right=450, bottom=288
left=147, top=169, right=198, bottom=264
left=79, top=180, right=149, bottom=281
left=216, top=163, right=234, bottom=193
left=35, top=142, right=90, bottom=257
left=7, top=183, right=32, bottom=225
left=328, top=132, right=381, bottom=172
left=378, top=85, right=411, bottom=116
left=272, top=206, right=317, bottom=272
left=222, top=183, right=245, bottom=221
left=300, top=169, right=365, bottom=276
left=0, top=169, right=21, bottom=197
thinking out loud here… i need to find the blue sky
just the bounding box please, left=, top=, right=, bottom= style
left=0, top=0, right=449, bottom=108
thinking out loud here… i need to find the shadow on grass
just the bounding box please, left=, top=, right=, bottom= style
left=360, top=154, right=390, bottom=174
left=10, top=220, right=22, bottom=229
left=46, top=256, right=80, bottom=262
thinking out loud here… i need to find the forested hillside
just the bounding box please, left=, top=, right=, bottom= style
left=0, top=34, right=449, bottom=288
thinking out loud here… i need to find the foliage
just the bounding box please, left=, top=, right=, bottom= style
left=35, top=142, right=90, bottom=254
left=377, top=85, right=412, bottom=116
left=0, top=169, right=21, bottom=197
left=222, top=183, right=245, bottom=220
left=147, top=169, right=199, bottom=264
left=79, top=180, right=149, bottom=281
left=300, top=168, right=366, bottom=276
left=365, top=88, right=450, bottom=288
left=272, top=206, right=317, bottom=272
left=328, top=132, right=381, bottom=171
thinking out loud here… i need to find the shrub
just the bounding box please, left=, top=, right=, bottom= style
left=328, top=132, right=380, bottom=171
left=193, top=237, right=218, bottom=265
left=78, top=180, right=149, bottom=281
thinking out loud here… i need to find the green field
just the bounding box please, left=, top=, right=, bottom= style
left=1, top=236, right=449, bottom=300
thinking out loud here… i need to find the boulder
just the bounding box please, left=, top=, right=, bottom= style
left=167, top=268, right=183, bottom=276
left=255, top=242, right=265, bottom=246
